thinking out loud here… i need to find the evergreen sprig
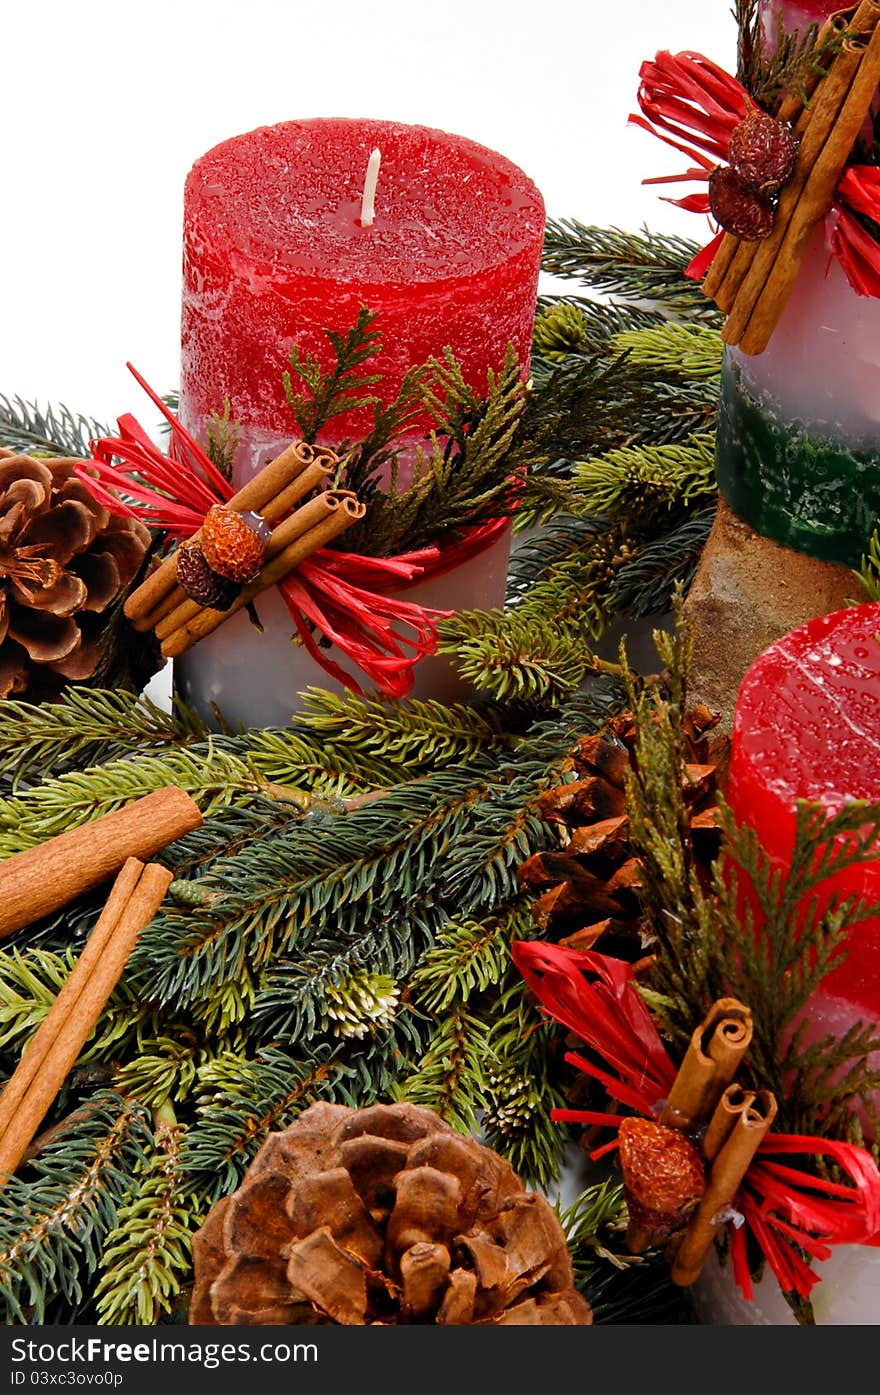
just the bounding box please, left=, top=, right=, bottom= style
left=283, top=306, right=383, bottom=442
left=0, top=1094, right=150, bottom=1324
left=94, top=1115, right=198, bottom=1325
left=541, top=222, right=713, bottom=316
left=0, top=394, right=109, bottom=458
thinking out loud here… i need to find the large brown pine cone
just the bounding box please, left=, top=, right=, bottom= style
left=0, top=450, right=150, bottom=697
left=190, top=1101, right=592, bottom=1326
left=518, top=707, right=726, bottom=958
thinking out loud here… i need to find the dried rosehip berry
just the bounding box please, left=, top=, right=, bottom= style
left=200, top=504, right=267, bottom=583
left=708, top=165, right=775, bottom=240
left=618, top=1117, right=706, bottom=1251
left=176, top=538, right=241, bottom=610
left=728, top=108, right=798, bottom=192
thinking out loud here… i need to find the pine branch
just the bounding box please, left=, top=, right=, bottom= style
left=541, top=222, right=713, bottom=316
left=0, top=394, right=109, bottom=458
left=0, top=1094, right=150, bottom=1324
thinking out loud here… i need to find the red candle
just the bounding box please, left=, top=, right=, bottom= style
left=728, top=603, right=880, bottom=1023
left=180, top=117, right=545, bottom=460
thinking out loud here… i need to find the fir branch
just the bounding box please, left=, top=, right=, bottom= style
left=282, top=306, right=383, bottom=442
left=609, top=322, right=723, bottom=380
left=0, top=948, right=147, bottom=1064
left=252, top=919, right=421, bottom=1045
left=182, top=1046, right=355, bottom=1200
left=541, top=222, right=712, bottom=316
left=0, top=1094, right=150, bottom=1324
left=0, top=745, right=287, bottom=856
left=0, top=394, right=109, bottom=458
left=0, top=688, right=208, bottom=789
left=295, top=686, right=515, bottom=772
left=611, top=508, right=716, bottom=618
left=392, top=1007, right=490, bottom=1132
left=564, top=1181, right=692, bottom=1323
left=573, top=434, right=716, bottom=525
left=409, top=908, right=523, bottom=1014
left=94, top=1116, right=199, bottom=1325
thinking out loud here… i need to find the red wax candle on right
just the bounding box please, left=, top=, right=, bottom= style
left=728, top=603, right=880, bottom=1025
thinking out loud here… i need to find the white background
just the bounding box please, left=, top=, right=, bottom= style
left=1, top=0, right=732, bottom=426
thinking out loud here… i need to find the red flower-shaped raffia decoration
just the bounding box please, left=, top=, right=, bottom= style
left=76, top=366, right=509, bottom=699
left=631, top=4, right=880, bottom=350
left=512, top=940, right=880, bottom=1304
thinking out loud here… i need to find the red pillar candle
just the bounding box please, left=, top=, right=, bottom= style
left=175, top=118, right=544, bottom=728
left=180, top=117, right=545, bottom=468
left=728, top=602, right=880, bottom=1024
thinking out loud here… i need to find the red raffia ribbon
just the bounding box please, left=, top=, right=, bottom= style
left=630, top=48, right=880, bottom=297
left=76, top=366, right=510, bottom=699
left=512, top=939, right=880, bottom=1302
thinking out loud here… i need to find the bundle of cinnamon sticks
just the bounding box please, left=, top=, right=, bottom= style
left=702, top=0, right=880, bottom=354
left=125, top=439, right=365, bottom=658
left=618, top=997, right=778, bottom=1286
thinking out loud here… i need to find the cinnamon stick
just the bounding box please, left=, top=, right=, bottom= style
left=669, top=1089, right=777, bottom=1286
left=658, top=998, right=753, bottom=1132
left=0, top=858, right=172, bottom=1186
left=125, top=441, right=338, bottom=631
left=701, top=1083, right=757, bottom=1164
left=0, top=786, right=201, bottom=941
left=160, top=494, right=366, bottom=659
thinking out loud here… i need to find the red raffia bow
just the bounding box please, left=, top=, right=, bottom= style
left=512, top=939, right=880, bottom=1302
left=75, top=366, right=510, bottom=699
left=630, top=49, right=880, bottom=298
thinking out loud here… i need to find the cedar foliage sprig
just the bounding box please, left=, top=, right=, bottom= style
left=736, top=0, right=841, bottom=111
left=283, top=306, right=384, bottom=441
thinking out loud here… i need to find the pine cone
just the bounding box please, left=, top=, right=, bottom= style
left=0, top=450, right=150, bottom=698
left=517, top=707, right=726, bottom=957
left=189, top=1101, right=592, bottom=1326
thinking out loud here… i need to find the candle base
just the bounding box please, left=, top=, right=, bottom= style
left=692, top=1241, right=880, bottom=1324
left=173, top=525, right=512, bottom=729
left=682, top=496, right=865, bottom=731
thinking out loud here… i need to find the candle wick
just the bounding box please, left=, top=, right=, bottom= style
left=360, top=148, right=381, bottom=227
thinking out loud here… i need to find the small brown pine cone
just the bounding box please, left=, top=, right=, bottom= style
left=517, top=709, right=725, bottom=955
left=189, top=1101, right=592, bottom=1326
left=617, top=1117, right=706, bottom=1253
left=0, top=449, right=150, bottom=698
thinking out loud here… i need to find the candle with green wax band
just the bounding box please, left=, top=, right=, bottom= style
left=714, top=0, right=880, bottom=566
